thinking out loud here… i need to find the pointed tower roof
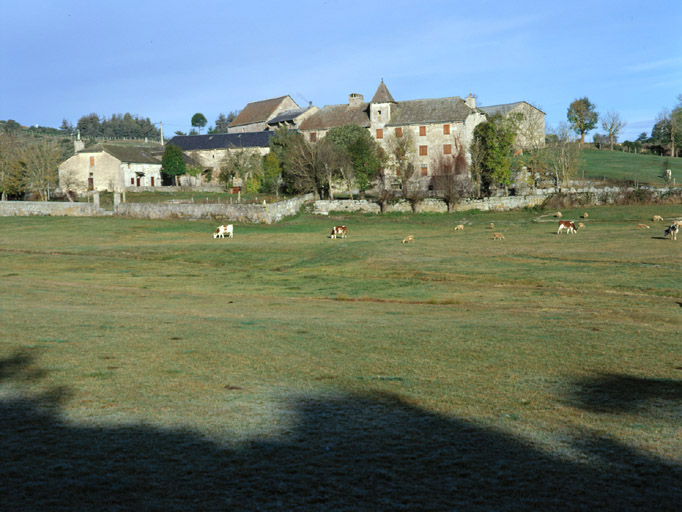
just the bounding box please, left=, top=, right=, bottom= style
left=371, top=80, right=396, bottom=104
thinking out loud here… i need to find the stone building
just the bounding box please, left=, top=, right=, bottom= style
left=58, top=143, right=163, bottom=193
left=166, top=132, right=274, bottom=182
left=228, top=95, right=312, bottom=133
left=299, top=81, right=544, bottom=178
left=479, top=101, right=545, bottom=149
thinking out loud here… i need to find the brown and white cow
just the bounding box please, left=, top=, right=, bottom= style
left=493, top=232, right=505, bottom=240
left=557, top=221, right=577, bottom=234
left=213, top=224, right=234, bottom=238
left=330, top=225, right=347, bottom=239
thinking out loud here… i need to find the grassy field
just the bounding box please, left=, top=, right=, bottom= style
left=581, top=148, right=682, bottom=185
left=1, top=206, right=682, bottom=510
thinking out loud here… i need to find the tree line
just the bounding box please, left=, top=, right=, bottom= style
left=64, top=113, right=160, bottom=140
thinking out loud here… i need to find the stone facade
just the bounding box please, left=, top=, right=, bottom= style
left=228, top=96, right=301, bottom=133
left=58, top=144, right=163, bottom=194
left=479, top=101, right=545, bottom=149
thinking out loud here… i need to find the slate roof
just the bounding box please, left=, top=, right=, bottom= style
left=79, top=144, right=161, bottom=164
left=371, top=80, right=396, bottom=104
left=166, top=132, right=274, bottom=151
left=267, top=107, right=311, bottom=125
left=386, top=97, right=472, bottom=126
left=299, top=104, right=371, bottom=130
left=229, top=96, right=295, bottom=127
left=479, top=102, right=524, bottom=117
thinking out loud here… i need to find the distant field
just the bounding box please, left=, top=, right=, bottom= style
left=1, top=207, right=681, bottom=509
left=581, top=148, right=682, bottom=185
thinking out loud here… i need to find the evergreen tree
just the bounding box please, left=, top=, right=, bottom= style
left=160, top=144, right=186, bottom=185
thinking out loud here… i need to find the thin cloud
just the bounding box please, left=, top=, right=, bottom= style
left=626, top=57, right=682, bottom=73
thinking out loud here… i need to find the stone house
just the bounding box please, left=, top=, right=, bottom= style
left=166, top=132, right=274, bottom=183
left=228, top=95, right=307, bottom=133
left=58, top=143, right=163, bottom=193
left=479, top=101, right=545, bottom=149
left=298, top=81, right=544, bottom=179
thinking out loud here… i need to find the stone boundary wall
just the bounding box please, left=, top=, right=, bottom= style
left=124, top=185, right=224, bottom=193
left=115, top=193, right=314, bottom=224
left=314, top=186, right=681, bottom=215
left=0, top=201, right=108, bottom=217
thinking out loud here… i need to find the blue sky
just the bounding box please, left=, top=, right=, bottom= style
left=2, top=0, right=680, bottom=141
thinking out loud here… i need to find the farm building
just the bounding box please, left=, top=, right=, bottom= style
left=228, top=95, right=316, bottom=133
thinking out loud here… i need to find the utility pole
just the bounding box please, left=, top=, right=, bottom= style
left=160, top=121, right=164, bottom=145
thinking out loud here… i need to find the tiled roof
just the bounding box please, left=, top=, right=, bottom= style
left=479, top=102, right=524, bottom=117
left=299, top=104, right=371, bottom=130
left=386, top=97, right=471, bottom=126
left=166, top=132, right=273, bottom=151
left=229, top=96, right=294, bottom=127
left=267, top=107, right=310, bottom=125
left=371, top=81, right=396, bottom=103
left=80, top=144, right=162, bottom=164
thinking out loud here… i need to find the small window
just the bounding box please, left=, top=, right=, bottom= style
left=419, top=126, right=426, bottom=136
left=130, top=177, right=134, bottom=185
left=376, top=128, right=383, bottom=139
left=310, top=132, right=317, bottom=142
left=443, top=144, right=452, bottom=155
left=89, top=156, right=95, bottom=167
left=395, top=127, right=403, bottom=137
left=421, top=165, right=428, bottom=176
left=151, top=177, right=155, bottom=187
left=419, top=145, right=428, bottom=156
left=443, top=124, right=450, bottom=135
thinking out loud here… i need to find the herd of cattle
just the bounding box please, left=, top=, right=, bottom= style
left=212, top=213, right=681, bottom=242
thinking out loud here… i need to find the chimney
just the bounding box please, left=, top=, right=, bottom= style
left=74, top=129, right=84, bottom=153
left=309, top=101, right=312, bottom=109
left=465, top=94, right=476, bottom=109
left=349, top=93, right=364, bottom=108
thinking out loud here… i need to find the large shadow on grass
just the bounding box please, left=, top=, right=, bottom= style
left=2, top=351, right=681, bottom=511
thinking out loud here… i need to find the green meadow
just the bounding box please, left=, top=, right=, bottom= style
left=581, top=148, right=682, bottom=185
left=1, top=206, right=681, bottom=509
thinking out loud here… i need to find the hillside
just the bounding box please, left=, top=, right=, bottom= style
left=580, top=149, right=682, bottom=186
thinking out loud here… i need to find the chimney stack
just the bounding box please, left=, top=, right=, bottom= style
left=349, top=93, right=364, bottom=108
left=465, top=94, right=476, bottom=109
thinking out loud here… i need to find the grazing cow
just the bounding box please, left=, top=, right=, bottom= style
left=582, top=212, right=589, bottom=219
left=402, top=235, right=414, bottom=244
left=330, top=225, right=347, bottom=239
left=637, top=224, right=650, bottom=229
left=489, top=222, right=495, bottom=229
left=577, top=222, right=586, bottom=229
left=454, top=224, right=464, bottom=231
left=555, top=211, right=563, bottom=218
left=557, top=221, right=577, bottom=234
left=493, top=232, right=505, bottom=240
left=664, top=224, right=679, bottom=240
left=213, top=224, right=234, bottom=238
left=653, top=215, right=664, bottom=222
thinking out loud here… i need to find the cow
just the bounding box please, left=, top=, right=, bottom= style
left=637, top=223, right=650, bottom=229
left=664, top=224, right=679, bottom=240
left=402, top=235, right=414, bottom=244
left=454, top=224, right=464, bottom=231
left=577, top=222, right=586, bottom=229
left=493, top=232, right=505, bottom=240
left=557, top=221, right=577, bottom=234
left=213, top=224, right=234, bottom=238
left=582, top=212, right=589, bottom=219
left=330, top=225, right=347, bottom=239
left=555, top=211, right=563, bottom=218
left=653, top=215, right=664, bottom=222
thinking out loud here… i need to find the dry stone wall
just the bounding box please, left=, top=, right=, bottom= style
left=0, top=201, right=107, bottom=217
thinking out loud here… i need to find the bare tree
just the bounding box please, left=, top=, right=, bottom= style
left=16, top=139, right=62, bottom=200
left=0, top=133, right=24, bottom=200
left=431, top=138, right=470, bottom=212
left=601, top=111, right=626, bottom=150
left=385, top=130, right=417, bottom=182
left=545, top=123, right=583, bottom=191
left=219, top=148, right=262, bottom=191
left=58, top=168, right=84, bottom=202
left=373, top=174, right=397, bottom=213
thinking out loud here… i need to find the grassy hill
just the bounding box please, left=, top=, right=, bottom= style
left=580, top=149, right=682, bottom=186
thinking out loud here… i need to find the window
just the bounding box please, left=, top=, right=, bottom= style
left=421, top=165, right=428, bottom=176
left=443, top=124, right=450, bottom=135
left=419, top=145, right=428, bottom=156
left=310, top=132, right=317, bottom=142
left=419, top=126, right=426, bottom=136
left=151, top=177, right=155, bottom=187
left=395, top=127, right=403, bottom=137
left=376, top=128, right=383, bottom=139
left=89, top=156, right=95, bottom=167
left=443, top=144, right=452, bottom=155
left=130, top=177, right=135, bottom=185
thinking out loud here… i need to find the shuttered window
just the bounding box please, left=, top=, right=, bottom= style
left=443, top=124, right=450, bottom=135
left=395, top=127, right=403, bottom=137
left=376, top=128, right=383, bottom=139
left=443, top=144, right=452, bottom=155
left=419, top=126, right=426, bottom=136
left=310, top=132, right=317, bottom=142
left=89, top=156, right=95, bottom=166
left=419, top=145, right=427, bottom=156
left=421, top=165, right=428, bottom=176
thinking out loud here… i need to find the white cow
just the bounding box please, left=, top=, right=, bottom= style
left=664, top=224, right=678, bottom=241
left=213, top=224, right=234, bottom=238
